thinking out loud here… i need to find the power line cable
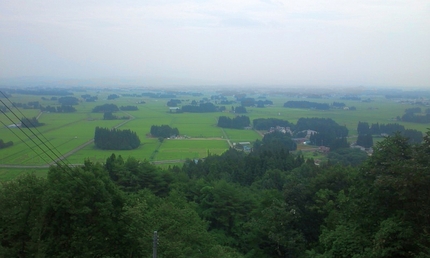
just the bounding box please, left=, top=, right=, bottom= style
left=0, top=95, right=72, bottom=168
left=0, top=91, right=73, bottom=166
left=0, top=100, right=88, bottom=188
left=0, top=108, right=57, bottom=165
left=0, top=117, right=50, bottom=165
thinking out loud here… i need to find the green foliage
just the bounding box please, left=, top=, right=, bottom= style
left=314, top=132, right=430, bottom=257
left=2, top=129, right=430, bottom=257
left=328, top=148, right=368, bottom=167
left=103, top=111, right=116, bottom=120
left=92, top=103, right=119, bottom=113
left=58, top=96, right=79, bottom=105
left=0, top=174, right=46, bottom=257
left=356, top=133, right=373, bottom=148
left=182, top=102, right=219, bottom=112
left=218, top=115, right=250, bottom=129
left=107, top=94, right=119, bottom=100
left=255, top=131, right=297, bottom=152
left=0, top=139, right=13, bottom=149
left=357, top=121, right=370, bottom=135
left=234, top=106, right=247, bottom=113
left=298, top=117, right=348, bottom=147
left=94, top=127, right=141, bottom=150
left=20, top=116, right=44, bottom=128
left=105, top=154, right=173, bottom=196
left=150, top=124, right=179, bottom=138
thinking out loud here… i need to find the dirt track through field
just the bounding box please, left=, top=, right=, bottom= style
left=1, top=112, right=136, bottom=168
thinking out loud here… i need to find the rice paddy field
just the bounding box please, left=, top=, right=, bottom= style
left=1, top=88, right=429, bottom=180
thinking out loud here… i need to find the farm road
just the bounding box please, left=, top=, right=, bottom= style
left=48, top=111, right=136, bottom=165
left=1, top=112, right=136, bottom=168
left=213, top=117, right=234, bottom=148
left=220, top=128, right=233, bottom=147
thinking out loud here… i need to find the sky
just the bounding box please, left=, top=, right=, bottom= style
left=0, top=0, right=429, bottom=88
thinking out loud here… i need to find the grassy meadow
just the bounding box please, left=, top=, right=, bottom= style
left=1, top=90, right=429, bottom=178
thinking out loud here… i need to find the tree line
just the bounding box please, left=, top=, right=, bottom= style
left=296, top=117, right=348, bottom=146
left=103, top=112, right=129, bottom=120
left=92, top=103, right=119, bottom=113
left=150, top=125, right=179, bottom=138
left=283, top=100, right=330, bottom=110
left=357, top=121, right=423, bottom=144
left=400, top=111, right=430, bottom=123
left=94, top=127, right=140, bottom=150
left=58, top=96, right=79, bottom=105
left=233, top=106, right=247, bottom=113
left=20, top=117, right=44, bottom=128
left=181, top=102, right=221, bottom=113
left=217, top=115, right=250, bottom=129
left=167, top=99, right=181, bottom=107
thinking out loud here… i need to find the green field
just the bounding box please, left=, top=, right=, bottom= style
left=1, top=90, right=429, bottom=175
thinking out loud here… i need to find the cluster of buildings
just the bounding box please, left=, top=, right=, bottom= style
left=267, top=126, right=293, bottom=135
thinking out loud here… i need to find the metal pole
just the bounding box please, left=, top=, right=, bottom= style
left=153, top=231, right=158, bottom=258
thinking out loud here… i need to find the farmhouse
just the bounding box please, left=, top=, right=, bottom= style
left=234, top=142, right=252, bottom=152
left=268, top=126, right=292, bottom=135
left=169, top=107, right=180, bottom=113
left=302, top=130, right=318, bottom=139
left=318, top=146, right=330, bottom=153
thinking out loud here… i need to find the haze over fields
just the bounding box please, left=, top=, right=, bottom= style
left=1, top=0, right=429, bottom=88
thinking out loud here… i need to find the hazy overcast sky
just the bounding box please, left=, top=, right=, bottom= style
left=1, top=0, right=429, bottom=88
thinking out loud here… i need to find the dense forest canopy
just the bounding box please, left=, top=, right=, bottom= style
left=217, top=115, right=250, bottom=129
left=58, top=96, right=79, bottom=105
left=234, top=106, right=247, bottom=113
left=254, top=130, right=297, bottom=152
left=94, top=127, right=140, bottom=150
left=92, top=103, right=119, bottom=113
left=20, top=117, right=44, bottom=128
left=167, top=99, right=181, bottom=107
left=357, top=121, right=423, bottom=144
left=150, top=125, right=179, bottom=138
left=0, top=132, right=430, bottom=258
left=1, top=130, right=430, bottom=257
left=107, top=94, right=120, bottom=100
left=181, top=102, right=220, bottom=113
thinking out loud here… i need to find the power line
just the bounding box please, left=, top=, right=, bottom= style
left=0, top=93, right=72, bottom=168
left=0, top=117, right=50, bottom=165
left=0, top=91, right=72, bottom=166
left=0, top=94, right=87, bottom=188
left=0, top=107, right=62, bottom=166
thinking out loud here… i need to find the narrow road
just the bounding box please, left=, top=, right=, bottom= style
left=49, top=112, right=135, bottom=165
left=220, top=127, right=233, bottom=148
left=216, top=117, right=234, bottom=148
left=1, top=113, right=136, bottom=168
left=36, top=111, right=43, bottom=119
left=254, top=129, right=264, bottom=137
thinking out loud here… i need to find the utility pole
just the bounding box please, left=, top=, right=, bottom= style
left=153, top=231, right=158, bottom=258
